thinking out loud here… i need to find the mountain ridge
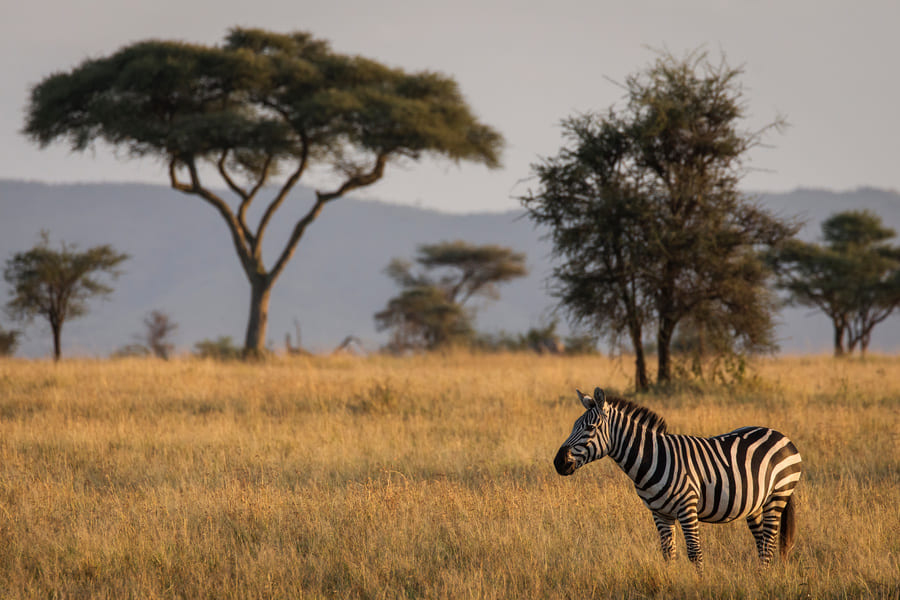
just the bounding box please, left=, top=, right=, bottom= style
left=2, top=180, right=900, bottom=358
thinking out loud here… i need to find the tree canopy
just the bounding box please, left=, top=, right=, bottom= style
left=522, top=51, right=795, bottom=388
left=4, top=233, right=128, bottom=360
left=24, top=28, right=503, bottom=357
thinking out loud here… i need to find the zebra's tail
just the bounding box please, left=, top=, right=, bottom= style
left=779, top=494, right=796, bottom=561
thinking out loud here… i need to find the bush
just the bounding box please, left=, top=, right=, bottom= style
left=0, top=325, right=20, bottom=356
left=193, top=336, right=242, bottom=360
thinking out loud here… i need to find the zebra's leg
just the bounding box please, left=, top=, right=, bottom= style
left=746, top=509, right=772, bottom=565
left=677, top=509, right=704, bottom=573
left=652, top=513, right=677, bottom=561
left=754, top=498, right=787, bottom=567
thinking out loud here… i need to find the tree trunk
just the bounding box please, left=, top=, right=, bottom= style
left=51, top=320, right=62, bottom=362
left=630, top=326, right=649, bottom=392
left=244, top=277, right=272, bottom=359
left=657, top=317, right=675, bottom=384
left=656, top=267, right=677, bottom=385
left=833, top=321, right=846, bottom=357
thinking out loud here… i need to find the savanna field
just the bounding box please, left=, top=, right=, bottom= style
left=0, top=353, right=897, bottom=599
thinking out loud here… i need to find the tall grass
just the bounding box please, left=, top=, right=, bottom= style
left=0, top=353, right=897, bottom=598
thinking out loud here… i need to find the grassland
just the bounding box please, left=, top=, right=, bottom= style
left=0, top=353, right=897, bottom=599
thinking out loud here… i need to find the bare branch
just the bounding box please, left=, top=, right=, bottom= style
left=267, top=195, right=326, bottom=284
left=246, top=154, right=274, bottom=204
left=216, top=150, right=258, bottom=246
left=168, top=156, right=257, bottom=279
left=268, top=151, right=390, bottom=282
left=217, top=149, right=249, bottom=201
left=317, top=152, right=389, bottom=203
left=168, top=158, right=192, bottom=193
left=255, top=135, right=310, bottom=252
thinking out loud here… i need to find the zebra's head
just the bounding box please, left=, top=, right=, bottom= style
left=554, top=387, right=611, bottom=476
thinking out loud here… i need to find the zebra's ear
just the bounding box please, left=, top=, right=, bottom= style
left=576, top=388, right=596, bottom=410
left=593, top=387, right=608, bottom=411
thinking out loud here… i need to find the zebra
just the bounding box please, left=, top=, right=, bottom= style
left=553, top=387, right=802, bottom=571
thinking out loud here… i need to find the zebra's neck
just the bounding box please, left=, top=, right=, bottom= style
left=606, top=402, right=668, bottom=483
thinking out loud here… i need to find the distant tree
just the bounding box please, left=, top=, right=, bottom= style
left=521, top=50, right=795, bottom=389
left=141, top=310, right=178, bottom=359
left=0, top=324, right=20, bottom=356
left=376, top=286, right=473, bottom=352
left=23, top=28, right=503, bottom=359
left=769, top=210, right=900, bottom=357
left=4, top=232, right=128, bottom=361
left=375, top=241, right=527, bottom=352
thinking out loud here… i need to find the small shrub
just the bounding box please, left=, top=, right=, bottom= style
left=193, top=336, right=242, bottom=360
left=0, top=325, right=20, bottom=356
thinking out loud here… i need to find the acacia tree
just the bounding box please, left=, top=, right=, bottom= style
left=4, top=233, right=128, bottom=361
left=375, top=241, right=526, bottom=351
left=522, top=51, right=795, bottom=388
left=24, top=28, right=503, bottom=358
left=769, top=210, right=900, bottom=357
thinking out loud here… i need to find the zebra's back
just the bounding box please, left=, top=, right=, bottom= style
left=635, top=426, right=803, bottom=524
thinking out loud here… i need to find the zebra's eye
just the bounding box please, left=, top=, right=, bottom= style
left=587, top=422, right=598, bottom=431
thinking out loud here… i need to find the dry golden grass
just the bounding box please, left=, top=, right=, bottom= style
left=0, top=352, right=898, bottom=599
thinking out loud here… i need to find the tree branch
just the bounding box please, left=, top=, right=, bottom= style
left=317, top=152, right=390, bottom=203
left=168, top=157, right=257, bottom=280
left=216, top=150, right=257, bottom=246
left=168, top=158, right=192, bottom=193
left=217, top=149, right=249, bottom=201
left=246, top=154, right=274, bottom=206
left=267, top=152, right=389, bottom=284
left=255, top=136, right=309, bottom=251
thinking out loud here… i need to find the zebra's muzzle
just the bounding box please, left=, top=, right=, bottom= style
left=554, top=446, right=577, bottom=476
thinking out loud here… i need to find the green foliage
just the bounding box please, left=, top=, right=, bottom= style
left=24, top=31, right=503, bottom=170
left=821, top=210, right=894, bottom=249
left=3, top=232, right=128, bottom=361
left=521, top=50, right=795, bottom=389
left=414, top=241, right=527, bottom=304
left=376, top=285, right=474, bottom=352
left=375, top=241, right=527, bottom=352
left=193, top=336, right=242, bottom=360
left=0, top=324, right=19, bottom=356
left=23, top=28, right=504, bottom=357
left=769, top=210, right=900, bottom=356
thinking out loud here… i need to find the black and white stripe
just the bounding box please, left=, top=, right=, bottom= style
left=554, top=387, right=803, bottom=570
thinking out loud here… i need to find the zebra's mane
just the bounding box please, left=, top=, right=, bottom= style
left=607, top=396, right=668, bottom=434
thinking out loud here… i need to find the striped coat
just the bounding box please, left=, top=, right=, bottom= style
left=554, top=387, right=803, bottom=570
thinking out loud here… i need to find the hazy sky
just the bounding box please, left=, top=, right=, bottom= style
left=2, top=0, right=898, bottom=213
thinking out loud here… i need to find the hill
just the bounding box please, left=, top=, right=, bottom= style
left=2, top=180, right=899, bottom=357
